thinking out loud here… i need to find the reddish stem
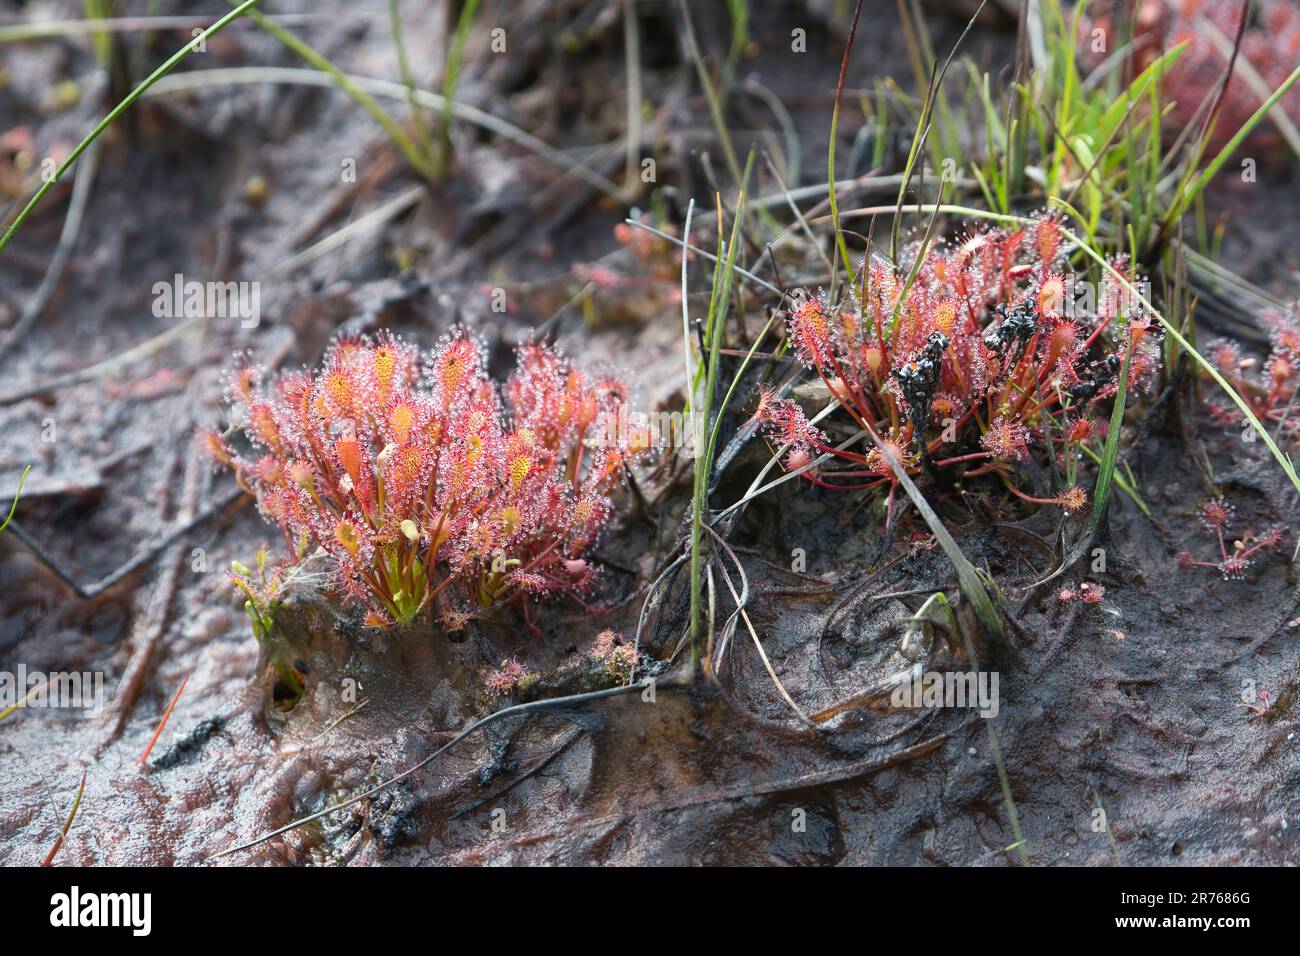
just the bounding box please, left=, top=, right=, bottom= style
left=139, top=672, right=191, bottom=766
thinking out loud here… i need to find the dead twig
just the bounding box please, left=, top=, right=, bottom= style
left=94, top=445, right=202, bottom=751
left=0, top=141, right=101, bottom=367
left=0, top=316, right=205, bottom=407
left=1, top=485, right=246, bottom=599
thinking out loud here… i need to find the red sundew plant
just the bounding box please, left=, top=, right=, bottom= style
left=485, top=658, right=536, bottom=696
left=1057, top=581, right=1106, bottom=606
left=204, top=329, right=636, bottom=629
left=1177, top=496, right=1288, bottom=579
left=1204, top=302, right=1300, bottom=438
left=754, top=216, right=1157, bottom=516
left=1080, top=0, right=1300, bottom=153
left=589, top=628, right=638, bottom=680
left=614, top=214, right=682, bottom=286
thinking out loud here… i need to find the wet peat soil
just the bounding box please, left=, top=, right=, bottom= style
left=1, top=0, right=1298, bottom=865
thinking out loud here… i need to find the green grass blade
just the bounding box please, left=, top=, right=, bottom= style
left=870, top=441, right=1007, bottom=651
left=435, top=0, right=482, bottom=176
left=388, top=0, right=435, bottom=170
left=689, top=163, right=751, bottom=674
left=1165, top=63, right=1300, bottom=227
left=0, top=464, right=30, bottom=534
left=0, top=0, right=264, bottom=254
left=827, top=0, right=865, bottom=282
left=235, top=2, right=434, bottom=180
left=1086, top=322, right=1134, bottom=539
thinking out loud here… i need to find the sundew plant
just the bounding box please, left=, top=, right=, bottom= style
left=755, top=216, right=1158, bottom=518
left=205, top=330, right=636, bottom=629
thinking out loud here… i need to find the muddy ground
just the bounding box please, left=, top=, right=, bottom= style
left=1, top=0, right=1298, bottom=865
